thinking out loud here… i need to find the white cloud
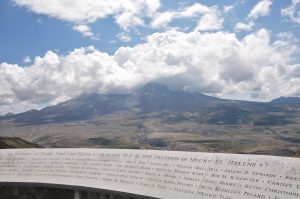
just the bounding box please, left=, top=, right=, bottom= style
left=277, top=32, right=298, bottom=42
left=1, top=29, right=299, bottom=114
left=151, top=3, right=216, bottom=29
left=179, top=3, right=212, bottom=17
left=13, top=0, right=223, bottom=36
left=0, top=47, right=139, bottom=114
left=248, top=0, right=273, bottom=19
left=223, top=5, right=234, bottom=13
left=281, top=0, right=300, bottom=24
left=117, top=32, right=132, bottom=42
left=151, top=12, right=176, bottom=29
left=22, top=56, right=31, bottom=63
left=73, top=24, right=98, bottom=39
left=234, top=21, right=255, bottom=32
left=12, top=0, right=161, bottom=34
left=195, top=11, right=223, bottom=31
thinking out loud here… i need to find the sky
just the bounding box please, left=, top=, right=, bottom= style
left=1, top=0, right=300, bottom=114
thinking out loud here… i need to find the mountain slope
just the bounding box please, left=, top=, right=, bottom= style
left=2, top=83, right=227, bottom=124
left=136, top=83, right=225, bottom=113
left=0, top=137, right=41, bottom=149
left=3, top=93, right=132, bottom=124
left=1, top=83, right=299, bottom=125
left=271, top=96, right=300, bottom=105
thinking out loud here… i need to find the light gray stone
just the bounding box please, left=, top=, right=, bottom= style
left=0, top=149, right=300, bottom=199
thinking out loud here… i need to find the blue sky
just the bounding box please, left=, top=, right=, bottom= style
left=1, top=0, right=300, bottom=114
left=1, top=0, right=298, bottom=64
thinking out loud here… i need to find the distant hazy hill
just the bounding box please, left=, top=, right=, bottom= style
left=1, top=83, right=300, bottom=125
left=0, top=137, right=41, bottom=149
left=271, top=96, right=300, bottom=105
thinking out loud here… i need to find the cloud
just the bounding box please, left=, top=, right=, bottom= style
left=151, top=3, right=216, bottom=29
left=22, top=56, right=31, bottom=63
left=0, top=46, right=139, bottom=114
left=12, top=0, right=161, bottom=34
left=151, top=12, right=175, bottom=29
left=234, top=21, right=255, bottom=32
left=73, top=24, right=99, bottom=40
left=248, top=0, right=272, bottom=19
left=223, top=5, right=234, bottom=13
left=195, top=10, right=223, bottom=31
left=117, top=32, right=132, bottom=42
left=1, top=28, right=299, bottom=114
left=277, top=32, right=298, bottom=42
left=281, top=0, right=300, bottom=24
left=13, top=0, right=224, bottom=36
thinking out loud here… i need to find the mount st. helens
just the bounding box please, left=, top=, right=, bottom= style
left=0, top=83, right=300, bottom=156
left=1, top=83, right=299, bottom=125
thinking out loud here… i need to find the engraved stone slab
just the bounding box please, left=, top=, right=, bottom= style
left=0, top=149, right=300, bottom=199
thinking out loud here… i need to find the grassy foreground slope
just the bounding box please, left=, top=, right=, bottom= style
left=0, top=137, right=41, bottom=149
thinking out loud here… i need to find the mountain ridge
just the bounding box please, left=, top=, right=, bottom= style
left=1, top=83, right=300, bottom=125
left=271, top=96, right=300, bottom=105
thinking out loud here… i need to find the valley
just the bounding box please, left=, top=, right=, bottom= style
left=0, top=111, right=300, bottom=156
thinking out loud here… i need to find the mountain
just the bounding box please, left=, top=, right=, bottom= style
left=4, top=112, right=14, bottom=117
left=0, top=137, right=41, bottom=149
left=1, top=83, right=299, bottom=125
left=136, top=83, right=225, bottom=113
left=1, top=83, right=226, bottom=124
left=2, top=93, right=131, bottom=124
left=271, top=96, right=300, bottom=105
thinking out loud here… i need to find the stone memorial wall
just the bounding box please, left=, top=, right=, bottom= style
left=0, top=148, right=300, bottom=199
